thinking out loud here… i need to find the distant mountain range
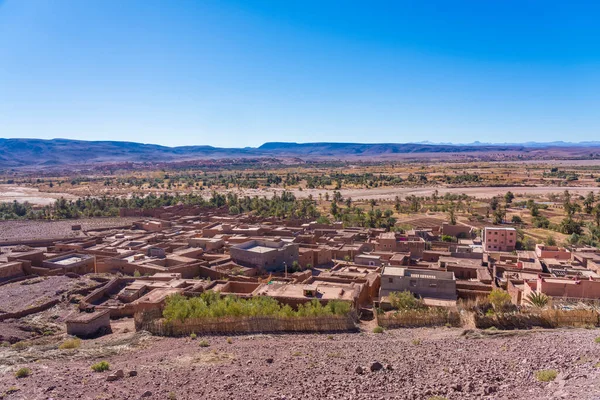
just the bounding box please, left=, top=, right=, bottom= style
left=1, top=138, right=600, bottom=169
left=414, top=140, right=600, bottom=148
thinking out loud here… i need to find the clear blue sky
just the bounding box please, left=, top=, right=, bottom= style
left=1, top=0, right=600, bottom=147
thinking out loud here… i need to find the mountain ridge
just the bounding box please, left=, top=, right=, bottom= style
left=1, top=138, right=600, bottom=169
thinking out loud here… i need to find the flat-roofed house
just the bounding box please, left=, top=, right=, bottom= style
left=42, top=253, right=96, bottom=275
left=379, top=266, right=456, bottom=308
left=230, top=239, right=299, bottom=272
left=65, top=309, right=111, bottom=338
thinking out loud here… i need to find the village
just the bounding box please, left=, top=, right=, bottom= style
left=2, top=200, right=600, bottom=337
left=3, top=199, right=600, bottom=398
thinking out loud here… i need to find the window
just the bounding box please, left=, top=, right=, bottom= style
left=409, top=280, right=417, bottom=287
left=388, top=278, right=393, bottom=283
left=429, top=283, right=437, bottom=288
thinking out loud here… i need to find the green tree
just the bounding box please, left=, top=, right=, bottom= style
left=504, top=191, right=515, bottom=204
left=584, top=192, right=596, bottom=214
left=492, top=207, right=506, bottom=225
left=488, top=289, right=511, bottom=311
left=490, top=197, right=499, bottom=211
left=448, top=206, right=456, bottom=225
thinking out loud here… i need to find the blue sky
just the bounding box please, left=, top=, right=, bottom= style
left=1, top=0, right=600, bottom=147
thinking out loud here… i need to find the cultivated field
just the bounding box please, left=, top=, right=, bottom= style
left=0, top=217, right=139, bottom=243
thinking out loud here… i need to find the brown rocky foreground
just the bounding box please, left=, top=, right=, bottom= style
left=1, top=323, right=600, bottom=400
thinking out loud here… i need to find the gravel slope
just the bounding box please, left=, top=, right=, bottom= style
left=2, top=327, right=600, bottom=399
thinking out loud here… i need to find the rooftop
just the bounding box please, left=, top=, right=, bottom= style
left=246, top=245, right=277, bottom=254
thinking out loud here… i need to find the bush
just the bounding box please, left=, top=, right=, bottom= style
left=15, top=367, right=31, bottom=378
left=526, top=292, right=549, bottom=308
left=488, top=289, right=512, bottom=310
left=189, top=333, right=197, bottom=340
left=388, top=291, right=425, bottom=311
left=373, top=326, right=384, bottom=334
left=11, top=341, right=30, bottom=351
left=226, top=337, right=233, bottom=344
left=594, top=337, right=600, bottom=344
left=59, top=338, right=81, bottom=350
left=535, top=369, right=557, bottom=382
left=199, top=340, right=210, bottom=347
left=163, top=292, right=352, bottom=322
left=91, top=361, right=110, bottom=372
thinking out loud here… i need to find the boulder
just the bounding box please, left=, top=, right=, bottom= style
left=370, top=361, right=383, bottom=372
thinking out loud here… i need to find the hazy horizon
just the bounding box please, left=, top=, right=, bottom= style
left=4, top=137, right=600, bottom=149
left=2, top=1, right=600, bottom=147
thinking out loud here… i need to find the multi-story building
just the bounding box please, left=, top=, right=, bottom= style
left=483, top=227, right=517, bottom=252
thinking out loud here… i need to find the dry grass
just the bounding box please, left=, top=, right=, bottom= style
left=535, top=369, right=558, bottom=382
left=15, top=367, right=31, bottom=379
left=59, top=338, right=81, bottom=350
left=90, top=361, right=110, bottom=372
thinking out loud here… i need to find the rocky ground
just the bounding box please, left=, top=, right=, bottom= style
left=0, top=276, right=105, bottom=344
left=1, top=324, right=600, bottom=400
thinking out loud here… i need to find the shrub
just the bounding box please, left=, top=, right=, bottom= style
left=412, top=338, right=422, bottom=345
left=535, top=369, right=557, bottom=382
left=199, top=340, right=210, bottom=347
left=526, top=292, right=549, bottom=308
left=488, top=289, right=511, bottom=310
left=594, top=337, right=600, bottom=344
left=226, top=337, right=233, bottom=344
left=189, top=333, right=197, bottom=340
left=91, top=361, right=110, bottom=372
left=163, top=292, right=351, bottom=322
left=11, top=341, right=30, bottom=351
left=15, top=367, right=31, bottom=378
left=59, top=338, right=81, bottom=350
left=373, top=326, right=384, bottom=334
left=388, top=291, right=425, bottom=311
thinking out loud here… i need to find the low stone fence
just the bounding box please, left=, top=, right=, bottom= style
left=135, top=311, right=358, bottom=336
left=0, top=299, right=60, bottom=322
left=376, top=309, right=461, bottom=329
